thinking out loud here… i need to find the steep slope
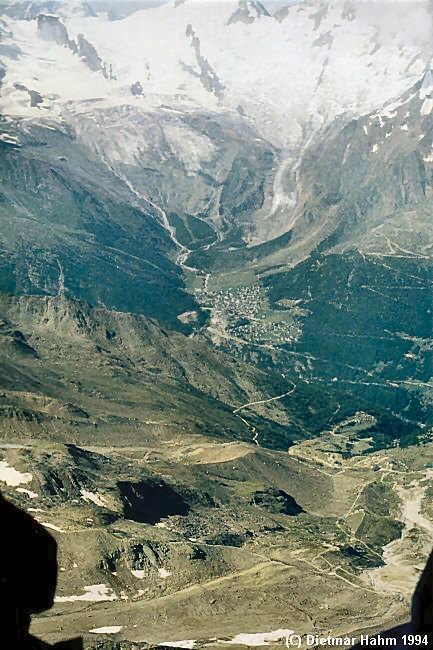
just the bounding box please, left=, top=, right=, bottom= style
left=0, top=291, right=419, bottom=451
left=193, top=68, right=433, bottom=439
left=261, top=252, right=433, bottom=433
left=0, top=119, right=202, bottom=329
left=281, top=65, right=433, bottom=261
left=264, top=67, right=433, bottom=410
left=0, top=291, right=278, bottom=445
left=187, top=61, right=433, bottom=273
left=1, top=0, right=432, bottom=264
left=65, top=105, right=276, bottom=251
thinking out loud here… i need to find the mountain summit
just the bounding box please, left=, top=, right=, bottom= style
left=0, top=0, right=431, bottom=145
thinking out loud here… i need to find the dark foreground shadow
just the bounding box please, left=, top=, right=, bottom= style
left=352, top=549, right=433, bottom=650
left=0, top=493, right=83, bottom=649
left=2, top=489, right=433, bottom=650
left=412, top=550, right=433, bottom=643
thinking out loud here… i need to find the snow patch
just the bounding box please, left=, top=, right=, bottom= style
left=89, top=626, right=123, bottom=634
left=0, top=133, right=20, bottom=146
left=16, top=487, right=38, bottom=499
left=371, top=143, right=379, bottom=153
left=131, top=569, right=146, bottom=579
left=0, top=444, right=27, bottom=449
left=158, top=567, right=172, bottom=578
left=379, top=107, right=397, bottom=119
left=0, top=461, right=32, bottom=486
left=80, top=488, right=107, bottom=507
left=222, top=629, right=295, bottom=646
left=41, top=522, right=66, bottom=533
left=421, top=98, right=433, bottom=116
left=55, top=584, right=117, bottom=603
left=158, top=642, right=196, bottom=649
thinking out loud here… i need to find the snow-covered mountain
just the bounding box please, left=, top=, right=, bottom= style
left=0, top=0, right=432, bottom=147
left=1, top=0, right=433, bottom=408
left=1, top=0, right=433, bottom=261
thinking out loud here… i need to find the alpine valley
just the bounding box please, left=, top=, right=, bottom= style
left=0, top=1, right=433, bottom=648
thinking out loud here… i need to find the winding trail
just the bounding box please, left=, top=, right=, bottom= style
left=233, top=383, right=296, bottom=414
left=232, top=383, right=296, bottom=446
left=236, top=415, right=260, bottom=447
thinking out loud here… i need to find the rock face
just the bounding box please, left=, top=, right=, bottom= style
left=13, top=82, right=44, bottom=107
left=0, top=120, right=201, bottom=331
left=37, top=14, right=77, bottom=51
left=227, top=0, right=271, bottom=25
left=118, top=480, right=191, bottom=524
left=76, top=33, right=106, bottom=75
left=251, top=488, right=305, bottom=516
left=36, top=14, right=111, bottom=76
left=183, top=23, right=225, bottom=99
left=130, top=81, right=143, bottom=96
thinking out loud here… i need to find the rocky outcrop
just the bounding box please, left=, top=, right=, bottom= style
left=251, top=488, right=305, bottom=516
left=118, top=480, right=190, bottom=525
left=227, top=0, right=271, bottom=25
left=77, top=33, right=112, bottom=78
left=37, top=14, right=77, bottom=52
left=183, top=24, right=224, bottom=99
left=37, top=15, right=111, bottom=78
